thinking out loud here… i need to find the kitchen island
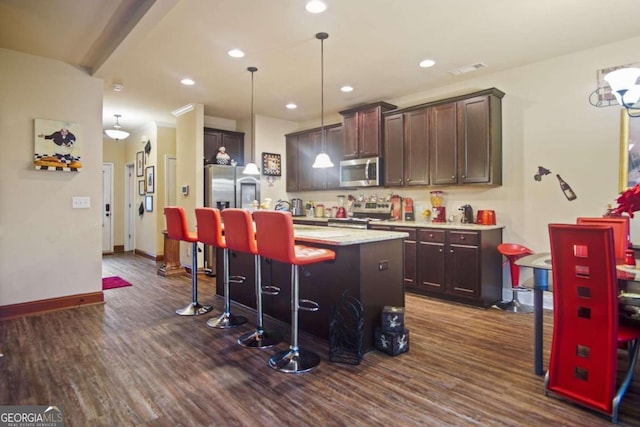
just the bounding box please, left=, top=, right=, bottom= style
left=215, top=225, right=408, bottom=351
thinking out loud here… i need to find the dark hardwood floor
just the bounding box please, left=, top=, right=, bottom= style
left=2, top=252, right=640, bottom=426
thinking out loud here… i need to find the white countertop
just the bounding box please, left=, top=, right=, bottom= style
left=293, top=225, right=408, bottom=246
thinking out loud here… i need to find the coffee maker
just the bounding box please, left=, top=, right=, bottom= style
left=430, top=191, right=446, bottom=223
left=459, top=204, right=474, bottom=224
left=291, top=198, right=304, bottom=216
left=403, top=198, right=414, bottom=221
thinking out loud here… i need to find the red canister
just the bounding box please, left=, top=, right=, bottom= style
left=625, top=249, right=636, bottom=267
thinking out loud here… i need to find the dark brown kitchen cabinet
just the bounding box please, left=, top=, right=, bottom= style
left=415, top=227, right=502, bottom=308
left=285, top=124, right=341, bottom=192
left=383, top=114, right=404, bottom=185
left=203, top=127, right=244, bottom=165
left=431, top=90, right=504, bottom=185
left=429, top=102, right=458, bottom=185
left=340, top=101, right=397, bottom=160
left=382, top=87, right=504, bottom=188
left=404, top=108, right=430, bottom=186
left=384, top=108, right=429, bottom=186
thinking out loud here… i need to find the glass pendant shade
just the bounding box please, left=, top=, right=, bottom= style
left=312, top=152, right=334, bottom=168
left=604, top=67, right=640, bottom=107
left=242, top=162, right=260, bottom=175
left=105, top=129, right=130, bottom=140
left=105, top=114, right=130, bottom=140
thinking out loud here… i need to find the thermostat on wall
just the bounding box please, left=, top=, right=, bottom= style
left=181, top=185, right=189, bottom=195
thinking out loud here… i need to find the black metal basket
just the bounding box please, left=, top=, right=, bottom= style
left=329, top=291, right=364, bottom=365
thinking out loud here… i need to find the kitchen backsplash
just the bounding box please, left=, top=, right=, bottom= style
left=281, top=187, right=505, bottom=224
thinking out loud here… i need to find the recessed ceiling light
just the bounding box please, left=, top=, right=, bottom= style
left=306, top=0, right=327, bottom=13
left=286, top=103, right=297, bottom=110
left=341, top=85, right=354, bottom=93
left=228, top=49, right=245, bottom=58
left=181, top=78, right=195, bottom=85
left=419, top=59, right=436, bottom=68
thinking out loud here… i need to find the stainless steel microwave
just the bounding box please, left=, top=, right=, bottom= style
left=339, top=157, right=381, bottom=187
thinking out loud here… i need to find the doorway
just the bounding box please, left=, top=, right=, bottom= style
left=125, top=163, right=135, bottom=251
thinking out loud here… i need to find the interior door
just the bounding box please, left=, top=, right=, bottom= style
left=102, top=163, right=114, bottom=253
left=125, top=163, right=135, bottom=251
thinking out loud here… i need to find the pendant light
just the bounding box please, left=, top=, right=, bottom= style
left=312, top=32, right=334, bottom=168
left=105, top=114, right=130, bottom=141
left=243, top=66, right=261, bottom=175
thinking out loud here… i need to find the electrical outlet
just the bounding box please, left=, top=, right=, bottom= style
left=72, top=196, right=91, bottom=209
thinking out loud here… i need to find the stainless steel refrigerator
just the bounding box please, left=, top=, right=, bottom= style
left=203, top=164, right=261, bottom=273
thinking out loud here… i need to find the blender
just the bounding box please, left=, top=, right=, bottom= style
left=336, top=195, right=347, bottom=218
left=430, top=191, right=446, bottom=223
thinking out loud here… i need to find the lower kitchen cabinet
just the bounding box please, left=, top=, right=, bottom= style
left=417, top=227, right=502, bottom=307
left=371, top=224, right=503, bottom=307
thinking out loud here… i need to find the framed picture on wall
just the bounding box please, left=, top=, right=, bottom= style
left=145, top=195, right=153, bottom=212
left=146, top=166, right=155, bottom=194
left=138, top=180, right=145, bottom=196
left=262, top=152, right=281, bottom=176
left=619, top=109, right=640, bottom=191
left=136, top=151, right=144, bottom=177
left=33, top=118, right=82, bottom=172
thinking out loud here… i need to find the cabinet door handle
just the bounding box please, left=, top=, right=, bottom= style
left=462, top=175, right=466, bottom=178
left=439, top=248, right=443, bottom=252
left=449, top=249, right=454, bottom=253
left=451, top=175, right=455, bottom=179
left=460, top=236, right=465, bottom=240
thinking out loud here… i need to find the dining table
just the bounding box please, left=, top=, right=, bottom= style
left=516, top=252, right=640, bottom=376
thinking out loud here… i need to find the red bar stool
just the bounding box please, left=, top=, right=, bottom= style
left=221, top=208, right=282, bottom=348
left=195, top=207, right=247, bottom=329
left=496, top=243, right=534, bottom=313
left=164, top=206, right=213, bottom=316
left=253, top=210, right=336, bottom=373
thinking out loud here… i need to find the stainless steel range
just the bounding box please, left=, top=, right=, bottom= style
left=327, top=201, right=392, bottom=229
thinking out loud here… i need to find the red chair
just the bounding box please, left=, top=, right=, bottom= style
left=253, top=210, right=335, bottom=373
left=221, top=208, right=282, bottom=348
left=576, top=217, right=630, bottom=264
left=496, top=243, right=534, bottom=313
left=164, top=206, right=213, bottom=316
left=195, top=207, right=247, bottom=329
left=546, top=224, right=640, bottom=423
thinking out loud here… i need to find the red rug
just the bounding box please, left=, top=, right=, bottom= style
left=102, top=276, right=133, bottom=290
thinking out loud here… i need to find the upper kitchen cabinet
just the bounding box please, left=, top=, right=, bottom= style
left=384, top=109, right=430, bottom=186
left=431, top=89, right=504, bottom=185
left=203, top=127, right=244, bottom=165
left=340, top=101, right=397, bottom=160
left=285, top=124, right=342, bottom=192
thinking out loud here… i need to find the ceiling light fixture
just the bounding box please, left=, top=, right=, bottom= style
left=104, top=114, right=130, bottom=141
left=312, top=32, right=334, bottom=169
left=286, top=103, right=297, bottom=109
left=306, top=0, right=327, bottom=13
left=181, top=78, right=195, bottom=85
left=589, top=67, right=640, bottom=117
left=243, top=67, right=261, bottom=175
left=228, top=49, right=245, bottom=58
left=419, top=59, right=436, bottom=68
left=341, top=85, right=354, bottom=93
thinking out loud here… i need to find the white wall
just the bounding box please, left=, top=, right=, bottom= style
left=0, top=48, right=104, bottom=306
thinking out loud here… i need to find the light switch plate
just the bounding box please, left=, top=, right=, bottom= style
left=72, top=196, right=91, bottom=209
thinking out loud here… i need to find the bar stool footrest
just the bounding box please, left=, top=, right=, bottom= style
left=299, top=299, right=319, bottom=312
left=262, top=285, right=280, bottom=296
left=176, top=302, right=213, bottom=316
left=206, top=312, right=248, bottom=328
left=237, top=330, right=282, bottom=349
left=269, top=349, right=321, bottom=373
